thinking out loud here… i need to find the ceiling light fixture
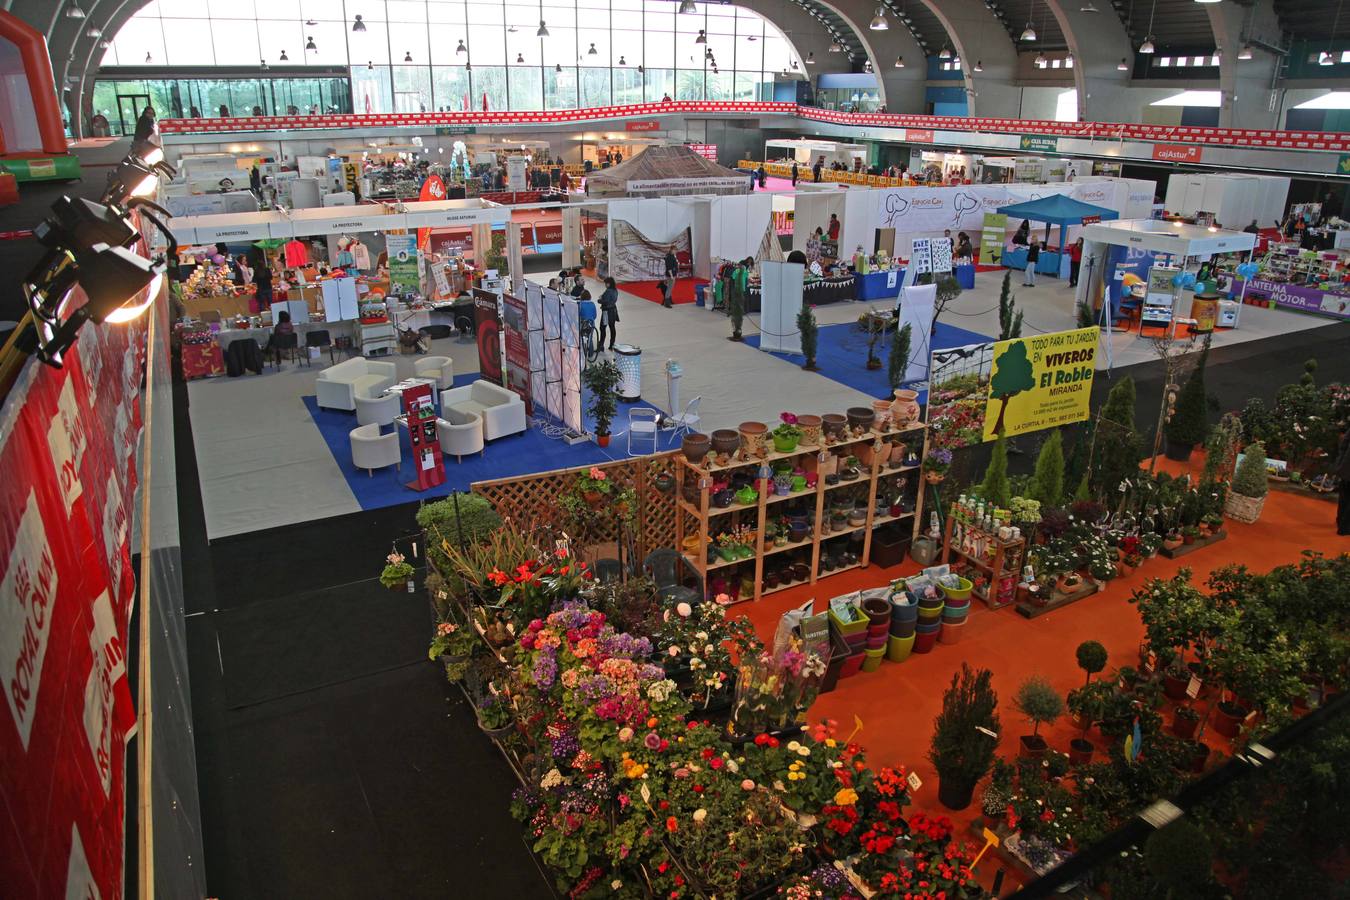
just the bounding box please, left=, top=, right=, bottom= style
left=1021, top=23, right=1037, bottom=40
left=619, top=55, right=626, bottom=65
left=404, top=51, right=413, bottom=62
left=1140, top=0, right=1157, bottom=53
left=556, top=62, right=563, bottom=72
left=974, top=59, right=984, bottom=71
left=280, top=49, right=289, bottom=61
left=679, top=0, right=696, bottom=12
left=305, top=36, right=317, bottom=51
left=85, top=26, right=101, bottom=37
left=537, top=19, right=549, bottom=37
left=352, top=14, right=366, bottom=32
left=1117, top=57, right=1129, bottom=70
left=260, top=58, right=268, bottom=70
left=66, top=3, right=86, bottom=18
left=1066, top=50, right=1074, bottom=65
left=1320, top=50, right=1335, bottom=65
left=695, top=29, right=707, bottom=43
left=1035, top=51, right=1047, bottom=66
left=589, top=42, right=598, bottom=55
left=806, top=51, right=816, bottom=64
left=517, top=52, right=525, bottom=63
left=456, top=39, right=467, bottom=55
left=829, top=40, right=843, bottom=52
left=894, top=55, right=905, bottom=67
left=144, top=52, right=152, bottom=63
left=1080, top=1, right=1099, bottom=11
left=939, top=46, right=952, bottom=58
left=870, top=7, right=888, bottom=30
left=99, top=39, right=110, bottom=48
left=1139, top=36, right=1155, bottom=53
left=1237, top=44, right=1253, bottom=60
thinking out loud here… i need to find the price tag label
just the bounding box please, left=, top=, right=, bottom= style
left=906, top=771, right=923, bottom=792
left=818, top=451, right=829, bottom=462
left=1186, top=675, right=1202, bottom=699
left=975, top=726, right=999, bottom=739
left=698, top=477, right=711, bottom=490
left=758, top=465, right=772, bottom=480
left=982, top=827, right=1001, bottom=848
left=1142, top=651, right=1157, bottom=674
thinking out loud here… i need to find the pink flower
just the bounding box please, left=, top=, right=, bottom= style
left=588, top=467, right=607, bottom=481
left=740, top=779, right=756, bottom=791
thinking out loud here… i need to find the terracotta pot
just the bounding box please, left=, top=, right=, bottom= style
left=1163, top=537, right=1183, bottom=551
left=821, top=413, right=848, bottom=440
left=597, top=433, right=611, bottom=447
left=871, top=399, right=893, bottom=430
left=890, top=389, right=921, bottom=426
left=796, top=414, right=822, bottom=447
left=1068, top=738, right=1094, bottom=766
left=846, top=406, right=875, bottom=433
left=583, top=490, right=604, bottom=508
left=1163, top=670, right=1190, bottom=700
left=1172, top=711, right=1200, bottom=740
left=1019, top=735, right=1049, bottom=759
left=1182, top=532, right=1196, bottom=545
left=681, top=432, right=711, bottom=463
left=738, top=421, right=769, bottom=458
left=710, top=429, right=741, bottom=455
left=1212, top=701, right=1250, bottom=738
left=1055, top=574, right=1083, bottom=595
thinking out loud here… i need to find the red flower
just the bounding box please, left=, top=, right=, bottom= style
left=709, top=758, right=724, bottom=770
left=701, top=748, right=715, bottom=759
left=657, top=862, right=669, bottom=874
left=659, top=800, right=669, bottom=810
left=692, top=784, right=704, bottom=793
left=487, top=569, right=509, bottom=586
left=666, top=816, right=678, bottom=832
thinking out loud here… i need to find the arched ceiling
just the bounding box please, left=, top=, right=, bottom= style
left=988, top=0, right=1069, bottom=49
left=1274, top=0, right=1350, bottom=40
left=1110, top=0, right=1221, bottom=51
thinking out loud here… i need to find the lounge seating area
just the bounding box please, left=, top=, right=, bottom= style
left=440, top=380, right=527, bottom=441
left=317, top=358, right=398, bottom=411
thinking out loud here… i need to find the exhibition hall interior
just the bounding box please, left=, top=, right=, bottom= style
left=2, top=0, right=1350, bottom=897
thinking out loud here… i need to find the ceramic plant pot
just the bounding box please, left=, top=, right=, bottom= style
left=682, top=432, right=711, bottom=463
left=738, top=421, right=769, bottom=459
left=796, top=414, right=822, bottom=447
left=821, top=413, right=848, bottom=440
left=846, top=406, right=875, bottom=433
left=891, top=389, right=920, bottom=426
left=710, top=429, right=741, bottom=455
left=871, top=399, right=892, bottom=430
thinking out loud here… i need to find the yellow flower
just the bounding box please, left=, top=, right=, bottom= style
left=833, top=787, right=859, bottom=806
left=825, top=739, right=838, bottom=748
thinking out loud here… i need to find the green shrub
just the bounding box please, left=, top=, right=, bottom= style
left=1014, top=675, right=1064, bottom=737
left=798, top=305, right=819, bottom=367
left=1091, top=376, right=1140, bottom=498
left=1144, top=820, right=1213, bottom=894
left=928, top=664, right=1001, bottom=794
left=1028, top=429, right=1065, bottom=508
left=419, top=493, right=503, bottom=571
left=1231, top=441, right=1268, bottom=499
left=979, top=434, right=1011, bottom=508
left=1075, top=640, right=1108, bottom=684
left=888, top=322, right=912, bottom=389
left=1165, top=339, right=1210, bottom=448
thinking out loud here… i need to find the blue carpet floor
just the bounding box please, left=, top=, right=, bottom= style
left=745, top=320, right=989, bottom=401
left=304, top=373, right=675, bottom=511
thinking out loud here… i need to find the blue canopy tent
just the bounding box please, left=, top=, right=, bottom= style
left=996, top=194, right=1120, bottom=278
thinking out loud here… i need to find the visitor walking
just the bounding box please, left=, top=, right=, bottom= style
left=1023, top=241, right=1040, bottom=287
left=133, top=106, right=156, bottom=144
left=827, top=214, right=840, bottom=242
left=664, top=248, right=678, bottom=280
left=598, top=277, right=620, bottom=349
left=812, top=158, right=823, bottom=183
left=806, top=227, right=822, bottom=264
left=659, top=273, right=673, bottom=308
left=791, top=162, right=798, bottom=186
left=1069, top=238, right=1083, bottom=287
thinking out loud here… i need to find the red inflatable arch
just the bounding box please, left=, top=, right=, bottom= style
left=0, top=11, right=69, bottom=156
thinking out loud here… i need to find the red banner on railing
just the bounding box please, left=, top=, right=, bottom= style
left=0, top=300, right=146, bottom=898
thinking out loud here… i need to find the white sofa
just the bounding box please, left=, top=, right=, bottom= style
left=355, top=392, right=400, bottom=427
left=437, top=409, right=485, bottom=462
left=349, top=423, right=401, bottom=475
left=440, top=380, right=527, bottom=441
left=317, top=358, right=398, bottom=411
left=413, top=355, right=454, bottom=390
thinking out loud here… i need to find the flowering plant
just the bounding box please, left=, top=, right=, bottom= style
left=483, top=544, right=594, bottom=624
left=577, top=466, right=613, bottom=495
left=923, top=448, right=954, bottom=475
left=728, top=639, right=828, bottom=739
left=380, top=549, right=415, bottom=588
left=657, top=600, right=761, bottom=708
left=427, top=617, right=477, bottom=661
left=781, top=412, right=800, bottom=426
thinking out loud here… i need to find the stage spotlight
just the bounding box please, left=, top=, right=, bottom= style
left=105, top=158, right=159, bottom=205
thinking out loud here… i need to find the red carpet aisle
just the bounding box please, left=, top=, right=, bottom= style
left=738, top=453, right=1349, bottom=887
left=620, top=277, right=707, bottom=305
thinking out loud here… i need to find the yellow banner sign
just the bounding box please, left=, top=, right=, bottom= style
left=982, top=326, right=1098, bottom=440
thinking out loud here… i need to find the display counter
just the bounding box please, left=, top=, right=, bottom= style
left=1002, top=246, right=1062, bottom=278
left=853, top=269, right=905, bottom=300
left=184, top=293, right=255, bottom=319
left=746, top=276, right=854, bottom=311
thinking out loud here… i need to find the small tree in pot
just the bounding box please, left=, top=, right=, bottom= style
left=1014, top=675, right=1063, bottom=758
left=798, top=305, right=819, bottom=370
left=1069, top=641, right=1108, bottom=763
left=1225, top=440, right=1269, bottom=523
left=1164, top=337, right=1210, bottom=461
left=929, top=664, right=1001, bottom=810
left=888, top=322, right=912, bottom=389
left=581, top=359, right=621, bottom=446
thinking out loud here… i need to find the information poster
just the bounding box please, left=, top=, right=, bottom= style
left=979, top=213, right=1007, bottom=266
left=507, top=156, right=527, bottom=192
left=502, top=293, right=531, bottom=411
left=910, top=238, right=932, bottom=275
left=386, top=233, right=420, bottom=295
left=473, top=288, right=503, bottom=384
left=982, top=327, right=1098, bottom=440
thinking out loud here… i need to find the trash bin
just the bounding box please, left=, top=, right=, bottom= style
left=1190, top=290, right=1219, bottom=334
left=614, top=344, right=642, bottom=402
left=666, top=359, right=682, bottom=416
left=695, top=283, right=706, bottom=307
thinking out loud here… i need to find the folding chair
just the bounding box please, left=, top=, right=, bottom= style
left=668, top=396, right=701, bottom=439
left=627, top=407, right=660, bottom=456
left=304, top=328, right=334, bottom=365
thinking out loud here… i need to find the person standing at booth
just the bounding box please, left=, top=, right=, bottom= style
left=791, top=162, right=799, bottom=186
left=1069, top=238, right=1084, bottom=287
left=664, top=248, right=678, bottom=281
left=599, top=277, right=620, bottom=350
left=1024, top=240, right=1041, bottom=287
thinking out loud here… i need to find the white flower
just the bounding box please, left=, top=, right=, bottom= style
left=611, top=880, right=623, bottom=890
left=540, top=768, right=564, bottom=789
left=787, top=741, right=801, bottom=751
left=693, top=808, right=707, bottom=823
left=797, top=746, right=810, bottom=756
left=668, top=645, right=681, bottom=656
left=726, top=759, right=740, bottom=773
left=695, top=631, right=709, bottom=641
left=676, top=602, right=692, bottom=617
left=646, top=679, right=677, bottom=703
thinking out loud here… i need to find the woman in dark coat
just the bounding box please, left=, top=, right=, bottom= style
left=598, top=277, right=620, bottom=350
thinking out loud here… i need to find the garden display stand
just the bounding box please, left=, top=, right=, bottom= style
left=939, top=517, right=1026, bottom=610
left=674, top=421, right=928, bottom=604
left=1015, top=577, right=1101, bottom=619
left=1159, top=529, right=1227, bottom=559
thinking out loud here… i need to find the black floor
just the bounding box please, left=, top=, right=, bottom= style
left=174, top=379, right=543, bottom=899
left=176, top=317, right=1350, bottom=898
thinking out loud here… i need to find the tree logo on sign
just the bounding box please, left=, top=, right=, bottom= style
left=989, top=341, right=1035, bottom=435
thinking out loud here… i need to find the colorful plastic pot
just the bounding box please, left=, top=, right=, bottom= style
left=829, top=606, right=869, bottom=637
left=862, top=646, right=886, bottom=672
left=941, top=600, right=971, bottom=622
left=838, top=651, right=866, bottom=679
left=890, top=593, right=920, bottom=623
left=940, top=577, right=974, bottom=601
left=772, top=432, right=801, bottom=453
left=889, top=617, right=917, bottom=639
left=790, top=475, right=808, bottom=492
left=886, top=633, right=916, bottom=663
left=913, top=629, right=940, bottom=654
left=917, top=597, right=945, bottom=621
left=940, top=619, right=967, bottom=644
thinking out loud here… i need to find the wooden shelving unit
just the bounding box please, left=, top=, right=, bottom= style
left=940, top=516, right=1026, bottom=610
left=674, top=421, right=928, bottom=604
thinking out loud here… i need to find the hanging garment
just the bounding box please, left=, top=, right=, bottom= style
left=335, top=249, right=355, bottom=268
left=350, top=241, right=371, bottom=270
left=283, top=239, right=310, bottom=267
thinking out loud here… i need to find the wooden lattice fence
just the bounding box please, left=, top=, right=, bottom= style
left=470, top=451, right=679, bottom=565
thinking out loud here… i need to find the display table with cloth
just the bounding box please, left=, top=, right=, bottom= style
left=180, top=341, right=225, bottom=380
left=317, top=357, right=398, bottom=411
left=954, top=263, right=976, bottom=289
left=853, top=269, right=906, bottom=301
left=215, top=321, right=356, bottom=352
left=439, top=380, right=527, bottom=440
left=185, top=293, right=255, bottom=319
left=746, top=276, right=854, bottom=312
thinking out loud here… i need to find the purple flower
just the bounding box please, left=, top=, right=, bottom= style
left=532, top=653, right=558, bottom=689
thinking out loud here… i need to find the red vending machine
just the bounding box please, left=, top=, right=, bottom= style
left=402, top=382, right=445, bottom=491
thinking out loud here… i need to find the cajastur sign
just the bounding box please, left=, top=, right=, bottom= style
left=1152, top=143, right=1203, bottom=163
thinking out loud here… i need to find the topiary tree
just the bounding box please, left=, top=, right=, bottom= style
left=1090, top=376, right=1141, bottom=499
left=1165, top=338, right=1210, bottom=460
left=1231, top=440, right=1268, bottom=499
left=929, top=664, right=1001, bottom=810
left=980, top=434, right=1012, bottom=507
left=1144, top=820, right=1213, bottom=897
left=998, top=270, right=1023, bottom=340
left=888, top=322, right=912, bottom=389
left=1028, top=429, right=1066, bottom=508
left=798, top=305, right=819, bottom=370
left=1014, top=675, right=1064, bottom=746
left=1075, top=640, right=1109, bottom=686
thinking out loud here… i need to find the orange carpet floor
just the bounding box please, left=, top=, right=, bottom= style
left=735, top=453, right=1349, bottom=875
left=621, top=277, right=708, bottom=305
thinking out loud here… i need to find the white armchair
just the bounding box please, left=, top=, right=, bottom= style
left=414, top=355, right=454, bottom=390
left=349, top=423, right=401, bottom=476
left=436, top=409, right=485, bottom=462
left=316, top=358, right=398, bottom=411
left=440, top=379, right=527, bottom=441
left=355, top=391, right=400, bottom=427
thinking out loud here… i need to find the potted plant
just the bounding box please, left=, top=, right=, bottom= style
left=862, top=312, right=886, bottom=370
left=474, top=691, right=515, bottom=739
left=576, top=466, right=612, bottom=507
left=1066, top=679, right=1115, bottom=744
left=1172, top=704, right=1201, bottom=740
left=1181, top=524, right=1200, bottom=545
left=582, top=359, right=621, bottom=446
left=1225, top=440, right=1269, bottom=523
left=1014, top=675, right=1063, bottom=758
left=773, top=412, right=803, bottom=453
left=923, top=448, right=953, bottom=484
left=980, top=758, right=1016, bottom=828
left=929, top=664, right=1001, bottom=810
left=1068, top=641, right=1108, bottom=764
left=798, top=305, right=819, bottom=371
left=1139, top=532, right=1163, bottom=558
left=380, top=549, right=415, bottom=590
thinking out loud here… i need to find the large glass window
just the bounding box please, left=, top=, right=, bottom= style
left=106, top=1, right=803, bottom=113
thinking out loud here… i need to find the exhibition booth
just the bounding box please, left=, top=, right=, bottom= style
left=996, top=194, right=1120, bottom=277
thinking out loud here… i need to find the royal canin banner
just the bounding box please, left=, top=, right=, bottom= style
left=0, top=291, right=146, bottom=898
left=158, top=101, right=1350, bottom=152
